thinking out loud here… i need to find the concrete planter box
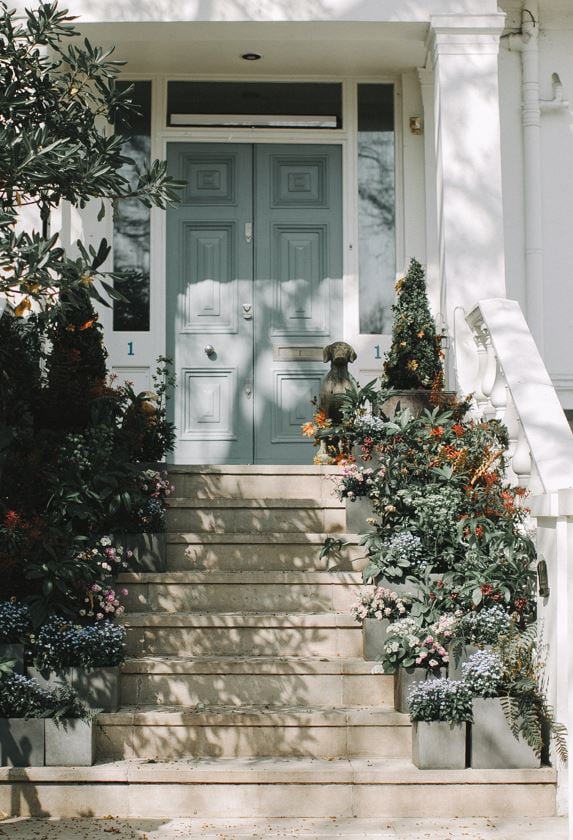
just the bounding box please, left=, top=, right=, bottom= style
left=0, top=642, right=25, bottom=674
left=28, top=665, right=120, bottom=712
left=362, top=618, right=390, bottom=661
left=122, top=531, right=167, bottom=573
left=394, top=666, right=446, bottom=714
left=470, top=697, right=541, bottom=769
left=380, top=390, right=458, bottom=419
left=0, top=718, right=45, bottom=766
left=45, top=719, right=95, bottom=766
left=345, top=495, right=373, bottom=535
left=412, top=721, right=467, bottom=769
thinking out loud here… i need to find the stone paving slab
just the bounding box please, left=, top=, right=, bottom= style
left=0, top=816, right=568, bottom=839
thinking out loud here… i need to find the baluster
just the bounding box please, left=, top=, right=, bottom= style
left=512, top=420, right=532, bottom=488
left=502, top=392, right=519, bottom=484
left=490, top=361, right=507, bottom=421
left=472, top=323, right=494, bottom=417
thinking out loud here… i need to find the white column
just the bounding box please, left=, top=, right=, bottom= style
left=428, top=14, right=507, bottom=393
left=417, top=67, right=441, bottom=320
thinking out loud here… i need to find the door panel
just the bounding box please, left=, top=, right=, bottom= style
left=167, top=144, right=254, bottom=464
left=254, top=144, right=343, bottom=464
left=167, top=143, right=342, bottom=465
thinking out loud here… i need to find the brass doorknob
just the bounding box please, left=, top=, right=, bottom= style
left=204, top=345, right=215, bottom=357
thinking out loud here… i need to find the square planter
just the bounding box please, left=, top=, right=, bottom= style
left=27, top=665, right=120, bottom=712
left=412, top=721, right=467, bottom=769
left=0, top=642, right=25, bottom=674
left=45, top=719, right=95, bottom=766
left=0, top=718, right=45, bottom=766
left=448, top=644, right=492, bottom=681
left=362, top=618, right=390, bottom=661
left=394, top=666, right=445, bottom=714
left=123, top=531, right=167, bottom=573
left=345, top=495, right=373, bottom=535
left=471, top=697, right=541, bottom=768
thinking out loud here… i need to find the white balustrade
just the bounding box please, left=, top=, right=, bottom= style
left=466, top=298, right=573, bottom=815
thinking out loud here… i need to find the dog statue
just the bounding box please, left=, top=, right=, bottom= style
left=319, top=341, right=357, bottom=424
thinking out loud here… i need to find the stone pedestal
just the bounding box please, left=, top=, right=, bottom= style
left=394, top=667, right=445, bottom=714
left=45, top=719, right=95, bottom=766
left=412, top=721, right=467, bottom=769
left=0, top=719, right=45, bottom=766
left=362, top=618, right=390, bottom=661
left=471, top=697, right=540, bottom=768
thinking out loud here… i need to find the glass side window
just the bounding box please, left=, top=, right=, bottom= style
left=166, top=82, right=342, bottom=128
left=113, top=81, right=152, bottom=332
left=357, top=84, right=395, bottom=334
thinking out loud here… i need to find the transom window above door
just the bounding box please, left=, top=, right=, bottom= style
left=166, top=81, right=343, bottom=128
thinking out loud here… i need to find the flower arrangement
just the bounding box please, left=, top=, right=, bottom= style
left=33, top=617, right=126, bottom=671
left=351, top=586, right=412, bottom=624
left=0, top=673, right=90, bottom=720
left=414, top=634, right=450, bottom=673
left=0, top=599, right=30, bottom=643
left=408, top=678, right=473, bottom=724
left=456, top=605, right=511, bottom=647
left=382, top=617, right=422, bottom=673
left=81, top=584, right=127, bottom=621
left=361, top=530, right=427, bottom=585
left=135, top=469, right=174, bottom=532
left=461, top=650, right=504, bottom=698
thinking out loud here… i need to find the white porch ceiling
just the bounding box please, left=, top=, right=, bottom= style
left=79, top=21, right=428, bottom=75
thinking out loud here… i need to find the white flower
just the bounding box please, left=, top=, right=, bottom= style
left=100, top=536, right=111, bottom=546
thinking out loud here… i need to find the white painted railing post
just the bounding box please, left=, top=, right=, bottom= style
left=532, top=491, right=573, bottom=816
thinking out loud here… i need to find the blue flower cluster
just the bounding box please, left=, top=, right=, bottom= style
left=457, top=605, right=510, bottom=646
left=461, top=649, right=503, bottom=698
left=0, top=600, right=30, bottom=643
left=33, top=617, right=126, bottom=671
left=0, top=673, right=87, bottom=719
left=408, top=678, right=473, bottom=723
left=0, top=673, right=53, bottom=717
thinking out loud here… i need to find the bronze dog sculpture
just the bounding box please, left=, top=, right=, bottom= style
left=319, top=341, right=357, bottom=424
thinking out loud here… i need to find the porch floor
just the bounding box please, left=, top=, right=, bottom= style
left=2, top=816, right=568, bottom=839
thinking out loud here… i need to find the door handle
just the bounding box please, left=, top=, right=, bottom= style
left=204, top=345, right=215, bottom=357
left=242, top=303, right=253, bottom=320
left=245, top=222, right=253, bottom=243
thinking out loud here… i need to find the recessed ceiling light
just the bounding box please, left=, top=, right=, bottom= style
left=241, top=52, right=262, bottom=61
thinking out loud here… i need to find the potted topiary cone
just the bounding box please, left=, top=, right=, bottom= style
left=381, top=258, right=454, bottom=417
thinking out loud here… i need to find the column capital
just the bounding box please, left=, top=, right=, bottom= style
left=427, top=13, right=506, bottom=60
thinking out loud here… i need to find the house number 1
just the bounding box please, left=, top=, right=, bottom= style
left=374, top=344, right=381, bottom=360
left=128, top=341, right=135, bottom=356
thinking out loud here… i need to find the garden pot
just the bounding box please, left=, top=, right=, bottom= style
left=394, top=666, right=445, bottom=714
left=0, top=718, right=45, bottom=766
left=412, top=721, right=467, bottom=769
left=0, top=642, right=25, bottom=674
left=373, top=575, right=420, bottom=597
left=470, top=697, right=540, bottom=768
left=27, top=665, right=120, bottom=712
left=345, top=495, right=374, bottom=535
left=45, top=718, right=95, bottom=766
left=379, top=390, right=457, bottom=420
left=122, top=531, right=167, bottom=572
left=362, top=618, right=390, bottom=661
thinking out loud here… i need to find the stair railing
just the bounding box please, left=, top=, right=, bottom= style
left=465, top=297, right=573, bottom=815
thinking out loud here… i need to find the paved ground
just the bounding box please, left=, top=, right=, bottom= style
left=0, top=817, right=568, bottom=839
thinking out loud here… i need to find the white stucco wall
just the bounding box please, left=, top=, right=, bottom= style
left=499, top=0, right=573, bottom=408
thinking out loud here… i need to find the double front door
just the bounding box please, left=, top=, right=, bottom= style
left=167, top=143, right=342, bottom=464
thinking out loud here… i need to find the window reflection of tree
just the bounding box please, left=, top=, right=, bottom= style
left=358, top=132, right=395, bottom=335
left=113, top=134, right=151, bottom=331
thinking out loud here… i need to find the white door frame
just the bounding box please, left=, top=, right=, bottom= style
left=100, top=74, right=405, bottom=446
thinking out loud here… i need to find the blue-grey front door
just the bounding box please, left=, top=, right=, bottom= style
left=167, top=143, right=342, bottom=464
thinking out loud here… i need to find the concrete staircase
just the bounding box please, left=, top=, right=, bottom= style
left=1, top=466, right=556, bottom=819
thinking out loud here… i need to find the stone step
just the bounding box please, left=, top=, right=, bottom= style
left=120, top=656, right=391, bottom=707
left=120, top=571, right=365, bottom=614
left=96, top=704, right=411, bottom=761
left=123, top=612, right=361, bottom=658
left=1, top=759, right=556, bottom=818
left=166, top=532, right=365, bottom=572
left=169, top=464, right=342, bottom=500
left=165, top=498, right=346, bottom=534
